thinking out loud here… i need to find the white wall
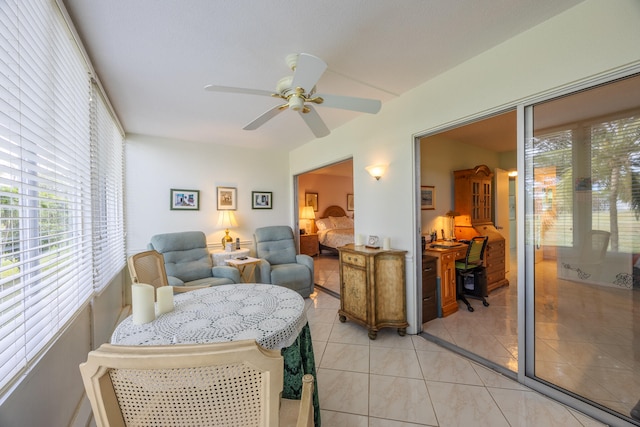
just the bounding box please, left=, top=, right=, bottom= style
left=420, top=136, right=502, bottom=237
left=126, top=134, right=291, bottom=253
left=289, top=0, right=640, bottom=334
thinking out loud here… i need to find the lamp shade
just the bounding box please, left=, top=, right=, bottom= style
left=300, top=206, right=315, bottom=220
left=216, top=211, right=238, bottom=228
left=365, top=164, right=387, bottom=180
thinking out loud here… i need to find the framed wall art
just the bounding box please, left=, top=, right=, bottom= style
left=305, top=192, right=318, bottom=211
left=252, top=191, right=272, bottom=209
left=216, top=186, right=237, bottom=210
left=347, top=194, right=354, bottom=211
left=170, top=189, right=199, bottom=210
left=420, top=186, right=435, bottom=210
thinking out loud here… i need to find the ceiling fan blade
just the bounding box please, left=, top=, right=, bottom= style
left=300, top=106, right=330, bottom=138
left=204, top=84, right=273, bottom=97
left=243, top=104, right=286, bottom=130
left=315, top=93, right=381, bottom=114
left=290, top=53, right=327, bottom=93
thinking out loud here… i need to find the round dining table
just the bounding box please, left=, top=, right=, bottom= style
left=111, top=283, right=320, bottom=426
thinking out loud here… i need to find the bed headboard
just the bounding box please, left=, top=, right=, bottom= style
left=321, top=205, right=347, bottom=218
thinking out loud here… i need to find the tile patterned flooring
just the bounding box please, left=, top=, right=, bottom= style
left=309, top=253, right=617, bottom=426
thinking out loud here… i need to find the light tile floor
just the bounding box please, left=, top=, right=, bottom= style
left=309, top=253, right=631, bottom=426
left=305, top=290, right=606, bottom=426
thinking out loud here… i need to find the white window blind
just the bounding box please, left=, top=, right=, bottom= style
left=0, top=0, right=123, bottom=394
left=91, top=85, right=125, bottom=290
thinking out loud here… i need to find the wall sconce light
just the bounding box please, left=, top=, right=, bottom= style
left=216, top=211, right=238, bottom=248
left=300, top=206, right=316, bottom=235
left=365, top=164, right=387, bottom=181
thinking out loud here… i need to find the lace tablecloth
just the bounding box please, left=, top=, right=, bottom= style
left=111, top=284, right=307, bottom=350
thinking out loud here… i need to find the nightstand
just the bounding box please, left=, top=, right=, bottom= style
left=299, top=233, right=319, bottom=256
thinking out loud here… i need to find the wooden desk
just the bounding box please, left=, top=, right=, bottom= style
left=424, top=242, right=468, bottom=317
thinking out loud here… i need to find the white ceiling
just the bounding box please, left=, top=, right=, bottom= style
left=62, top=0, right=584, bottom=151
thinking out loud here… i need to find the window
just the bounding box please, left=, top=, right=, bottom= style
left=0, top=0, right=124, bottom=394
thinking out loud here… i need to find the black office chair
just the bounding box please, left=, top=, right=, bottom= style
left=455, top=236, right=489, bottom=312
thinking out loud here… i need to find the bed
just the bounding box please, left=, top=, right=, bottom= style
left=315, top=205, right=354, bottom=254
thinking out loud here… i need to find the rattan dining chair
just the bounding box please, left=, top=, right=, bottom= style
left=79, top=340, right=314, bottom=427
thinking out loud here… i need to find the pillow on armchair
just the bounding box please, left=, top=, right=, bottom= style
left=148, top=231, right=240, bottom=289
left=253, top=226, right=314, bottom=298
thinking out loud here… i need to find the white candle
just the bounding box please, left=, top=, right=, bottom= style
left=355, top=234, right=364, bottom=246
left=156, top=286, right=174, bottom=315
left=383, top=237, right=391, bottom=250
left=132, top=283, right=155, bottom=324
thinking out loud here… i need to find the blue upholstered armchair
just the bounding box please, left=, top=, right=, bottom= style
left=148, top=231, right=240, bottom=289
left=253, top=226, right=314, bottom=298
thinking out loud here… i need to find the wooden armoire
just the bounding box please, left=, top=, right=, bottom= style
left=453, top=164, right=509, bottom=292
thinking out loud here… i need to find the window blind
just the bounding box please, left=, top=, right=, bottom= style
left=91, top=84, right=125, bottom=291
left=0, top=0, right=123, bottom=394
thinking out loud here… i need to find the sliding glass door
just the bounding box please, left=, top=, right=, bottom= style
left=524, top=74, right=640, bottom=423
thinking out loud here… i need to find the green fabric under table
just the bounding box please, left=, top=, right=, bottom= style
left=281, top=322, right=321, bottom=427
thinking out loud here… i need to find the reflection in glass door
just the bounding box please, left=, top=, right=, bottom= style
left=525, top=74, right=640, bottom=422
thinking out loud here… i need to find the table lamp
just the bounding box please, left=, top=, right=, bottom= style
left=300, top=206, right=315, bottom=235
left=445, top=210, right=459, bottom=241
left=217, top=211, right=238, bottom=248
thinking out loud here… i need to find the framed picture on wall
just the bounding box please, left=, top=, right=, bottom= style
left=252, top=191, right=272, bottom=209
left=170, top=189, right=199, bottom=210
left=216, top=186, right=237, bottom=210
left=305, top=192, right=318, bottom=211
left=421, top=186, right=435, bottom=210
left=347, top=194, right=354, bottom=211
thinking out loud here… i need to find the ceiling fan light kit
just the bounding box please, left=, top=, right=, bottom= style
left=205, top=53, right=381, bottom=138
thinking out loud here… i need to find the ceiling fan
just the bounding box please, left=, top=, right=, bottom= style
left=204, top=53, right=382, bottom=138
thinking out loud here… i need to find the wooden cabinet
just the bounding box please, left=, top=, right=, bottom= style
left=338, top=244, right=408, bottom=339
left=454, top=164, right=509, bottom=292
left=424, top=244, right=468, bottom=317
left=299, top=233, right=319, bottom=256
left=422, top=255, right=438, bottom=323
left=454, top=164, right=493, bottom=225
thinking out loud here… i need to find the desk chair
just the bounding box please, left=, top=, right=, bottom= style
left=79, top=340, right=314, bottom=427
left=455, top=236, right=489, bottom=312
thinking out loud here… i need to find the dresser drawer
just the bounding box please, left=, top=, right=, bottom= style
left=485, top=256, right=505, bottom=272
left=486, top=269, right=505, bottom=284
left=341, top=251, right=366, bottom=267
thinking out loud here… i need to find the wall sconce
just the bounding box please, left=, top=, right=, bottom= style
left=300, top=206, right=316, bottom=235
left=365, top=164, right=387, bottom=181
left=216, top=211, right=238, bottom=248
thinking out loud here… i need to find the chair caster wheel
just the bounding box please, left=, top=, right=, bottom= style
left=467, top=306, right=474, bottom=312
left=483, top=301, right=490, bottom=307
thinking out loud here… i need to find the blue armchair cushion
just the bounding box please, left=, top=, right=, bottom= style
left=148, top=231, right=239, bottom=286
left=254, top=226, right=298, bottom=265
left=254, top=226, right=314, bottom=298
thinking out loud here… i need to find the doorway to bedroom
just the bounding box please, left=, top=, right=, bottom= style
left=295, top=158, right=354, bottom=298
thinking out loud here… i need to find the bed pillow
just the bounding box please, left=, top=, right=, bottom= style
left=330, top=216, right=354, bottom=229
left=315, top=218, right=331, bottom=231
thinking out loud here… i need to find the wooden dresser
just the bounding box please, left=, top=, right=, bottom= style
left=338, top=244, right=408, bottom=339
left=454, top=164, right=509, bottom=292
